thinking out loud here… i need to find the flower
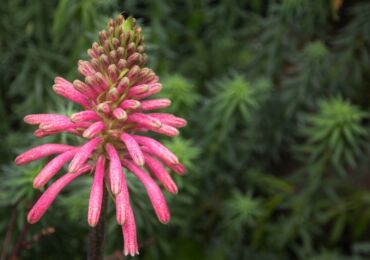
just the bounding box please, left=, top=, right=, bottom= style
left=15, top=15, right=187, bottom=256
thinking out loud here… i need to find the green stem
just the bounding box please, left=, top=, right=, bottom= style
left=87, top=188, right=108, bottom=260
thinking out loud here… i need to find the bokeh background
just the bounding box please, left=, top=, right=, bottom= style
left=1, top=0, right=370, bottom=259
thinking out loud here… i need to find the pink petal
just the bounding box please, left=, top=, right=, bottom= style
left=78, top=60, right=96, bottom=77
left=168, top=163, right=186, bottom=175
left=24, top=114, right=70, bottom=125
left=40, top=121, right=92, bottom=133
left=33, top=149, right=78, bottom=189
left=141, top=147, right=186, bottom=175
left=132, top=135, right=179, bottom=165
left=112, top=108, right=127, bottom=120
left=96, top=102, right=110, bottom=114
left=115, top=190, right=126, bottom=225
left=70, top=110, right=100, bottom=122
left=69, top=137, right=103, bottom=172
left=120, top=133, right=144, bottom=166
left=121, top=203, right=138, bottom=256
left=127, top=52, right=142, bottom=68
left=88, top=156, right=106, bottom=227
left=148, top=113, right=187, bottom=128
left=120, top=99, right=141, bottom=110
left=15, top=144, right=75, bottom=165
left=53, top=77, right=90, bottom=108
left=105, top=144, right=123, bottom=195
left=27, top=165, right=91, bottom=224
left=123, top=159, right=170, bottom=224
left=126, top=113, right=161, bottom=128
left=146, top=124, right=179, bottom=137
left=134, top=83, right=162, bottom=100
left=108, top=64, right=118, bottom=82
left=94, top=72, right=109, bottom=90
left=73, top=80, right=99, bottom=100
left=39, top=120, right=73, bottom=132
left=107, top=88, right=119, bottom=101
left=126, top=84, right=149, bottom=98
left=33, top=129, right=79, bottom=138
left=115, top=172, right=130, bottom=225
left=140, top=99, right=171, bottom=110
left=116, top=77, right=130, bottom=94
left=85, top=75, right=105, bottom=93
left=144, top=154, right=178, bottom=194
left=82, top=121, right=105, bottom=139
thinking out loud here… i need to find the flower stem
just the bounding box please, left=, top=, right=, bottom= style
left=87, top=187, right=108, bottom=260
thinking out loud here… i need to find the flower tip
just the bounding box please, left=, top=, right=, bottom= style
left=14, top=156, right=23, bottom=165
left=116, top=217, right=125, bottom=225
left=124, top=249, right=139, bottom=257
left=32, top=179, right=43, bottom=190
left=136, top=159, right=145, bottom=167
left=168, top=184, right=178, bottom=195
left=111, top=184, right=121, bottom=195
left=23, top=115, right=33, bottom=124
left=88, top=219, right=99, bottom=227
left=27, top=211, right=39, bottom=224
left=68, top=163, right=78, bottom=173
left=159, top=214, right=170, bottom=224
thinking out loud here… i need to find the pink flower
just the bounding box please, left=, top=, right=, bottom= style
left=15, top=15, right=187, bottom=256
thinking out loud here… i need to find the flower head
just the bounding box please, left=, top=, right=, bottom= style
left=15, top=15, right=187, bottom=256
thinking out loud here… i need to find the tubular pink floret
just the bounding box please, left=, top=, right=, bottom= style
left=97, top=102, right=110, bottom=114
left=88, top=156, right=106, bottom=227
left=134, top=83, right=162, bottom=100
left=115, top=172, right=130, bottom=225
left=73, top=80, right=99, bottom=100
left=53, top=77, right=90, bottom=108
left=115, top=188, right=126, bottom=225
left=144, top=154, right=178, bottom=194
left=112, top=108, right=127, bottom=120
left=126, top=113, right=162, bottom=129
left=148, top=113, right=187, bottom=128
left=95, top=72, right=109, bottom=90
left=15, top=144, right=75, bottom=165
left=120, top=133, right=144, bottom=166
left=123, top=159, right=170, bottom=224
left=141, top=146, right=185, bottom=175
left=39, top=121, right=92, bottom=133
left=82, top=121, right=106, bottom=138
left=122, top=202, right=139, bottom=256
left=70, top=110, right=100, bottom=122
left=39, top=120, right=73, bottom=132
left=33, top=129, right=79, bottom=138
left=33, top=149, right=78, bottom=189
left=116, top=77, right=130, bottom=94
left=78, top=60, right=96, bottom=77
left=126, top=84, right=149, bottom=98
left=168, top=163, right=186, bottom=175
left=140, top=99, right=171, bottom=110
left=107, top=88, right=119, bottom=101
left=27, top=164, right=91, bottom=224
left=146, top=124, right=179, bottom=137
left=132, top=135, right=179, bottom=165
left=69, top=137, right=103, bottom=172
left=105, top=143, right=123, bottom=195
left=24, top=114, right=70, bottom=125
left=120, top=99, right=141, bottom=110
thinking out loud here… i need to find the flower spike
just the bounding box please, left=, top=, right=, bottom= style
left=16, top=14, right=187, bottom=255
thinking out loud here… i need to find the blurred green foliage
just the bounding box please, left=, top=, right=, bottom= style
left=1, top=0, right=370, bottom=259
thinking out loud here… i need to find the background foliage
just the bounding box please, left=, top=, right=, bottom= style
left=1, top=0, right=370, bottom=259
